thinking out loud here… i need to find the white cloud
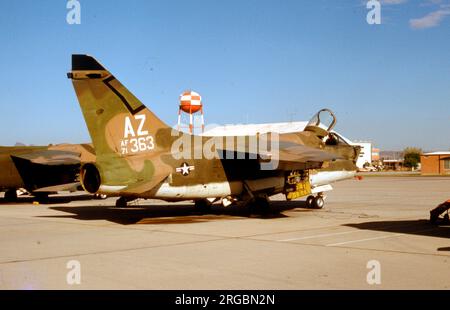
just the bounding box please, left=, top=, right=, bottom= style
left=409, top=8, right=450, bottom=28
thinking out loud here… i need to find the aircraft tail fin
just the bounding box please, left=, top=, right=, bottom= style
left=68, top=55, right=174, bottom=193
left=68, top=54, right=173, bottom=158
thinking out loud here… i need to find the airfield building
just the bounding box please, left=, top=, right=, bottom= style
left=420, top=152, right=450, bottom=175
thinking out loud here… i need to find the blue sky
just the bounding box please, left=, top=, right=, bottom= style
left=0, top=0, right=448, bottom=150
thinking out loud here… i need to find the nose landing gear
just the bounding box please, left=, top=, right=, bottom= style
left=115, top=196, right=136, bottom=208
left=306, top=193, right=325, bottom=209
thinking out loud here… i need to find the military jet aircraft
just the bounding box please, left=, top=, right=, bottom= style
left=68, top=54, right=360, bottom=210
left=0, top=143, right=95, bottom=201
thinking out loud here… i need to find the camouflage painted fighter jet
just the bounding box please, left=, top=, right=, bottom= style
left=0, top=143, right=95, bottom=201
left=68, top=54, right=360, bottom=210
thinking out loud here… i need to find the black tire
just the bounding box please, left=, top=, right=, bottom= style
left=115, top=197, right=128, bottom=208
left=312, top=196, right=325, bottom=209
left=194, top=199, right=212, bottom=213
left=251, top=197, right=271, bottom=215
left=306, top=195, right=314, bottom=208
left=4, top=189, right=17, bottom=202
left=34, top=193, right=49, bottom=203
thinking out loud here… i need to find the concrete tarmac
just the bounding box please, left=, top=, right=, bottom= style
left=0, top=176, right=449, bottom=289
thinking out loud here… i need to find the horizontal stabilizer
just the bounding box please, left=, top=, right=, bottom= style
left=33, top=182, right=81, bottom=193
left=11, top=150, right=81, bottom=166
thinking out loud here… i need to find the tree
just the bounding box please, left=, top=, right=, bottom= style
left=403, top=147, right=422, bottom=170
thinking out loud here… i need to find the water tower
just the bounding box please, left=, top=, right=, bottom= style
left=177, top=90, right=204, bottom=134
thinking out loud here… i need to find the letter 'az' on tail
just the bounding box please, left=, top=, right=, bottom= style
left=68, top=54, right=175, bottom=194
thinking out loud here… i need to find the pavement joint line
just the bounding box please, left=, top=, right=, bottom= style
left=251, top=220, right=430, bottom=241
left=0, top=213, right=236, bottom=240
left=325, top=227, right=441, bottom=247
left=326, top=233, right=405, bottom=247
left=0, top=236, right=230, bottom=265
left=0, top=224, right=448, bottom=265
left=0, top=212, right=285, bottom=242
left=244, top=233, right=450, bottom=258
left=278, top=230, right=360, bottom=242
left=0, top=221, right=43, bottom=228
left=0, top=210, right=437, bottom=244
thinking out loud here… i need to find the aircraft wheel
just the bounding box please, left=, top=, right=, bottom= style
left=4, top=189, right=17, bottom=202
left=194, top=199, right=212, bottom=213
left=34, top=193, right=49, bottom=203
left=312, top=196, right=325, bottom=209
left=115, top=197, right=128, bottom=208
left=306, top=195, right=314, bottom=208
left=252, top=196, right=271, bottom=215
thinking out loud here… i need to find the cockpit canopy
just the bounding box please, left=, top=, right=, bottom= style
left=304, top=108, right=337, bottom=139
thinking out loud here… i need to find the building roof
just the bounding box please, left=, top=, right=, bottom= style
left=422, top=152, right=450, bottom=156
left=383, top=159, right=404, bottom=163
left=202, top=121, right=308, bottom=136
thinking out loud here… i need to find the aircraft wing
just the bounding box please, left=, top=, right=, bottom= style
left=268, top=142, right=342, bottom=163
left=216, top=136, right=342, bottom=169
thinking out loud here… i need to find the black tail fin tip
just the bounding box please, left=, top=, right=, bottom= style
left=72, top=54, right=105, bottom=71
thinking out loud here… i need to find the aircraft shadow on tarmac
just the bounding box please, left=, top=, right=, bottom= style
left=343, top=220, right=450, bottom=242
left=0, top=194, right=99, bottom=204
left=38, top=200, right=314, bottom=225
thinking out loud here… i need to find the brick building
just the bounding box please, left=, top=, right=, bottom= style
left=420, top=152, right=450, bottom=175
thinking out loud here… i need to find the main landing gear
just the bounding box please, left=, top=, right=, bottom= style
left=306, top=193, right=325, bottom=209
left=33, top=193, right=49, bottom=203
left=4, top=189, right=18, bottom=202
left=248, top=196, right=271, bottom=215
left=194, top=199, right=213, bottom=213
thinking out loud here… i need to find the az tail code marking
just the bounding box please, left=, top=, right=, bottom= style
left=120, top=114, right=154, bottom=155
